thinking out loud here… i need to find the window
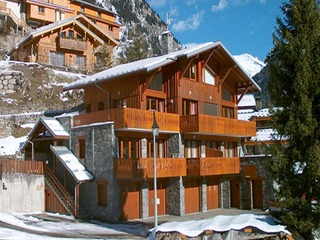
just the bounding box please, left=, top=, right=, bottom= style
left=114, top=99, right=127, bottom=108
left=222, top=85, right=233, bottom=101
left=86, top=104, right=91, bottom=113
left=60, top=32, right=66, bottom=37
left=146, top=97, right=165, bottom=112
left=76, top=55, right=86, bottom=69
left=204, top=103, right=218, bottom=116
left=224, top=142, right=236, bottom=157
left=49, top=52, right=64, bottom=67
left=97, top=11, right=101, bottom=18
left=119, top=138, right=138, bottom=158
left=96, top=179, right=107, bottom=206
left=108, top=25, right=113, bottom=32
left=185, top=140, right=199, bottom=158
left=148, top=139, right=166, bottom=158
left=38, top=6, right=45, bottom=14
left=183, top=99, right=198, bottom=115
left=148, top=72, right=163, bottom=91
left=55, top=10, right=64, bottom=21
left=80, top=5, right=84, bottom=12
left=78, top=137, right=86, bottom=159
left=181, top=60, right=196, bottom=80
left=223, top=106, right=234, bottom=119
left=68, top=30, right=74, bottom=38
left=98, top=102, right=105, bottom=111
left=203, top=67, right=215, bottom=85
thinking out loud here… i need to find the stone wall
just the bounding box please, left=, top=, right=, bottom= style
left=0, top=70, right=29, bottom=94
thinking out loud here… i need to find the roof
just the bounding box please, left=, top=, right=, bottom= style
left=238, top=94, right=256, bottom=107
left=8, top=14, right=119, bottom=55
left=50, top=145, right=93, bottom=182
left=26, top=0, right=74, bottom=12
left=64, top=42, right=261, bottom=93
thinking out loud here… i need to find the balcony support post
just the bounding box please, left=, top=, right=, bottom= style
left=152, top=111, right=159, bottom=227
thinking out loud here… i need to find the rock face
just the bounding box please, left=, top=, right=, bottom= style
left=0, top=71, right=29, bottom=95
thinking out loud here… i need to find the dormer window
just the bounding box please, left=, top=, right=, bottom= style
left=147, top=72, right=163, bottom=91
left=203, top=67, right=215, bottom=85
left=181, top=60, right=196, bottom=80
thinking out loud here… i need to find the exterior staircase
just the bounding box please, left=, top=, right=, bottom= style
left=44, top=165, right=75, bottom=216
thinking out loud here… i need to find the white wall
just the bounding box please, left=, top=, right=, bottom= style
left=0, top=174, right=45, bottom=212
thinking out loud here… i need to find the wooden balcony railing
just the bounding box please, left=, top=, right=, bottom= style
left=74, top=108, right=180, bottom=132
left=115, top=158, right=187, bottom=179
left=1, top=160, right=44, bottom=174
left=58, top=37, right=87, bottom=51
left=187, top=157, right=240, bottom=176
left=180, top=114, right=256, bottom=137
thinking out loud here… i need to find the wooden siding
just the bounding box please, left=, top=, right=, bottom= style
left=186, top=157, right=240, bottom=176
left=1, top=160, right=44, bottom=174
left=180, top=114, right=256, bottom=137
left=74, top=108, right=180, bottom=132
left=114, top=158, right=187, bottom=179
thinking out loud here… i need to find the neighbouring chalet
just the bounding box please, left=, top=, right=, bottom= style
left=8, top=14, right=119, bottom=73
left=1, top=0, right=120, bottom=73
left=22, top=42, right=261, bottom=221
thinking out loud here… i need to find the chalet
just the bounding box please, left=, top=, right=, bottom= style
left=2, top=0, right=120, bottom=73
left=22, top=41, right=261, bottom=221
left=8, top=14, right=119, bottom=73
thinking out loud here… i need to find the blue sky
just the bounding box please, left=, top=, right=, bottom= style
left=146, top=0, right=283, bottom=62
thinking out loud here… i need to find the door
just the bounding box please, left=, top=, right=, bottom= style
left=230, top=179, right=240, bottom=208
left=252, top=179, right=263, bottom=209
left=148, top=181, right=167, bottom=217
left=184, top=179, right=200, bottom=214
left=120, top=183, right=140, bottom=220
left=206, top=177, right=219, bottom=210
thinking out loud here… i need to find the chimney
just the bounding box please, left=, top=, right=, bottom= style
left=161, top=31, right=174, bottom=54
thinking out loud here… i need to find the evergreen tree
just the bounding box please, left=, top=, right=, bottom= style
left=266, top=0, right=320, bottom=239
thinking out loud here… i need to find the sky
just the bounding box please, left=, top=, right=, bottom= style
left=146, top=0, right=283, bottom=62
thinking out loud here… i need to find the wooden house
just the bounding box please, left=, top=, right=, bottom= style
left=8, top=14, right=119, bottom=73
left=23, top=42, right=261, bottom=221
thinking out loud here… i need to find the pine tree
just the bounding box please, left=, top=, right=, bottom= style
left=266, top=0, right=320, bottom=239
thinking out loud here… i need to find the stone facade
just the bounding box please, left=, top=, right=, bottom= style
left=69, top=122, right=120, bottom=222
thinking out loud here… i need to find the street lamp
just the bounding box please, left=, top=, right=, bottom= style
left=152, top=111, right=160, bottom=227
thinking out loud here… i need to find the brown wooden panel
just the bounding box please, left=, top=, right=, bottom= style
left=148, top=181, right=167, bottom=217
left=120, top=183, right=140, bottom=220
left=206, top=177, right=219, bottom=210
left=45, top=183, right=70, bottom=215
left=252, top=179, right=263, bottom=209
left=230, top=179, right=240, bottom=208
left=184, top=179, right=200, bottom=214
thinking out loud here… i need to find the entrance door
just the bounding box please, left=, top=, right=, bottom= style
left=120, top=183, right=140, bottom=220
left=184, top=179, right=200, bottom=214
left=252, top=179, right=263, bottom=209
left=206, top=178, right=219, bottom=210
left=230, top=179, right=240, bottom=208
left=148, top=181, right=167, bottom=217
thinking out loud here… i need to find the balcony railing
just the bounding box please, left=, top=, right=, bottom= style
left=180, top=114, right=256, bottom=137
left=74, top=108, right=180, bottom=132
left=187, top=157, right=240, bottom=176
left=58, top=37, right=87, bottom=51
left=115, top=158, right=187, bottom=179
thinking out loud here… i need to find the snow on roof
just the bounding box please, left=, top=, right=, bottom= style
left=238, top=94, right=256, bottom=107
left=64, top=42, right=261, bottom=92
left=50, top=146, right=93, bottom=182
left=251, top=128, right=276, bottom=142
left=41, top=117, right=70, bottom=137
left=147, top=214, right=291, bottom=239
left=238, top=109, right=255, bottom=121
left=251, top=108, right=271, bottom=118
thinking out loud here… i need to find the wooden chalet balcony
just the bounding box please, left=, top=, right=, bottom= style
left=115, top=158, right=187, bottom=179
left=180, top=114, right=256, bottom=137
left=74, top=108, right=180, bottom=132
left=58, top=37, right=87, bottom=51
left=187, top=157, right=240, bottom=176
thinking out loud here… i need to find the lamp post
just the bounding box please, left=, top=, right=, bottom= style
left=152, top=111, right=160, bottom=227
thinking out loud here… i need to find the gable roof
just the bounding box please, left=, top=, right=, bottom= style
left=51, top=145, right=93, bottom=182
left=64, top=42, right=261, bottom=94
left=8, top=14, right=119, bottom=55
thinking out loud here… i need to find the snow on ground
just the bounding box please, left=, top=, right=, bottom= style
left=0, top=212, right=147, bottom=239
left=0, top=136, right=26, bottom=156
